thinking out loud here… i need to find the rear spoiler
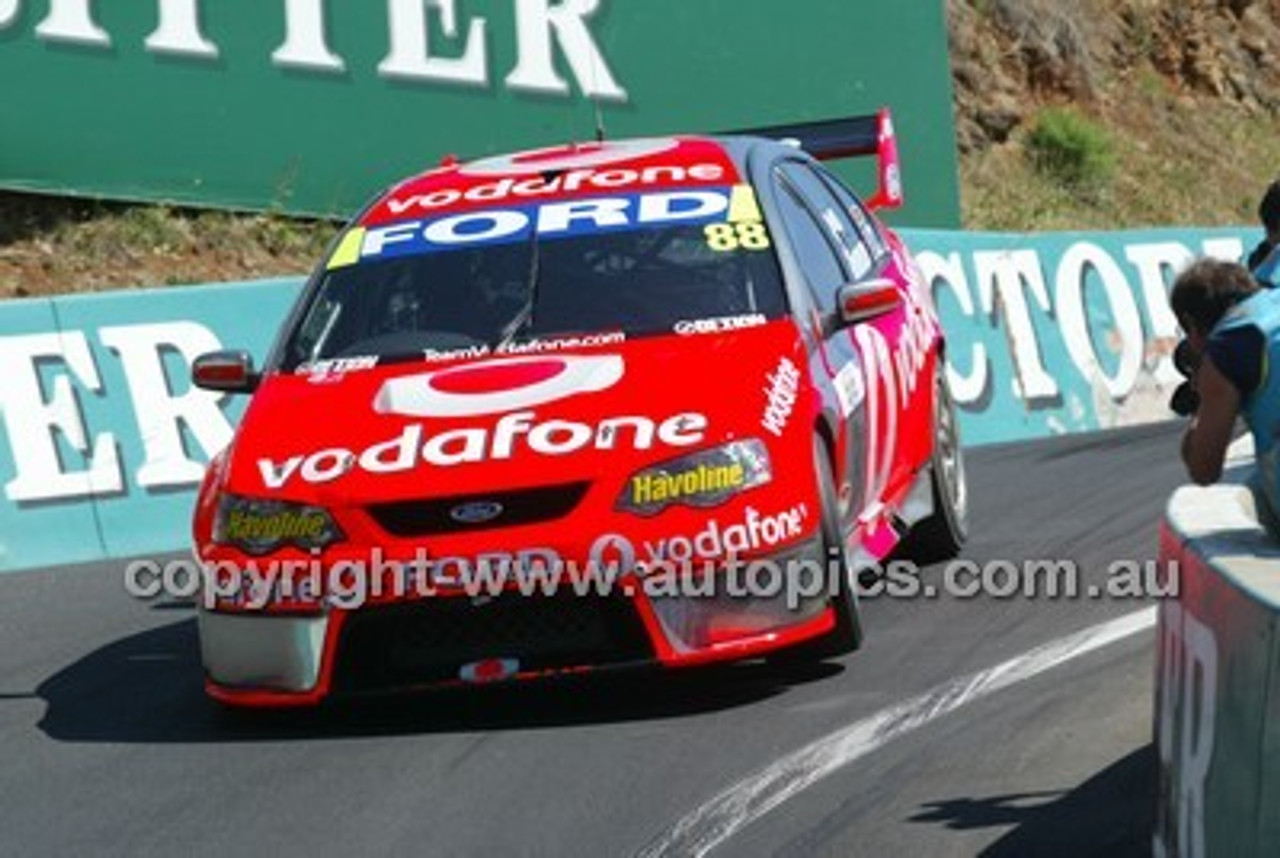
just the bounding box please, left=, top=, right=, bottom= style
left=726, top=108, right=903, bottom=211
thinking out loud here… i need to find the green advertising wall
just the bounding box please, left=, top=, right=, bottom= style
left=0, top=0, right=960, bottom=226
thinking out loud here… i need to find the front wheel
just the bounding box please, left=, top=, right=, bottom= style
left=910, top=369, right=969, bottom=562
left=773, top=436, right=864, bottom=663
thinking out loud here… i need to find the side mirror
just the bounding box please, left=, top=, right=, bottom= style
left=837, top=278, right=902, bottom=327
left=192, top=350, right=259, bottom=394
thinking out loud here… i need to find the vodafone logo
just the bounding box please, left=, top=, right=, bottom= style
left=257, top=411, right=709, bottom=489
left=460, top=139, right=679, bottom=177
left=374, top=355, right=625, bottom=418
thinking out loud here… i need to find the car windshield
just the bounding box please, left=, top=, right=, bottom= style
left=281, top=222, right=786, bottom=371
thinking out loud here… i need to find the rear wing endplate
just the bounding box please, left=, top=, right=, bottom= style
left=728, top=108, right=903, bottom=211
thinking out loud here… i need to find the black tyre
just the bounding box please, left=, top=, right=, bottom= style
left=910, top=368, right=969, bottom=562
left=773, top=436, right=864, bottom=662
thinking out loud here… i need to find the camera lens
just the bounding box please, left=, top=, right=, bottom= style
left=1173, top=340, right=1200, bottom=378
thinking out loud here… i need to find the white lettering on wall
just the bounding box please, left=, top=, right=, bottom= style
left=505, top=0, right=626, bottom=100
left=917, top=235, right=1254, bottom=435
left=0, top=0, right=19, bottom=28
left=273, top=0, right=346, bottom=72
left=972, top=249, right=1060, bottom=404
left=145, top=0, right=218, bottom=57
left=1156, top=599, right=1218, bottom=858
left=0, top=332, right=122, bottom=502
left=19, top=0, right=630, bottom=100
left=100, top=323, right=234, bottom=489
left=917, top=249, right=990, bottom=407
left=35, top=0, right=110, bottom=46
left=1055, top=241, right=1144, bottom=401
left=379, top=0, right=489, bottom=86
left=1202, top=237, right=1245, bottom=263
left=1124, top=243, right=1192, bottom=385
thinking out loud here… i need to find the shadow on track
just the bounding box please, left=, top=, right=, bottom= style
left=910, top=744, right=1155, bottom=857
left=33, top=615, right=842, bottom=744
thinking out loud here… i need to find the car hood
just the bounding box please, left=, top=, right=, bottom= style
left=223, top=320, right=809, bottom=506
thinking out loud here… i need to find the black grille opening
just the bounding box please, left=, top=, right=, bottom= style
left=332, top=592, right=653, bottom=694
left=366, top=482, right=591, bottom=537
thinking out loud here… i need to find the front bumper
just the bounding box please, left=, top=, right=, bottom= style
left=199, top=611, right=327, bottom=694
left=200, top=531, right=835, bottom=707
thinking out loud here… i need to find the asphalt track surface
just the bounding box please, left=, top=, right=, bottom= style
left=0, top=422, right=1184, bottom=857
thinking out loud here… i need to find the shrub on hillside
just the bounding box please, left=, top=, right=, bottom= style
left=1025, top=107, right=1115, bottom=192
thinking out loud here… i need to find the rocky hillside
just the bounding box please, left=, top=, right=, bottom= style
left=950, top=0, right=1280, bottom=229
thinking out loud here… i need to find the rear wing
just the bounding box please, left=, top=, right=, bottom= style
left=727, top=108, right=903, bottom=211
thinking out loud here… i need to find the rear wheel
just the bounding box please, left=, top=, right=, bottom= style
left=911, top=369, right=969, bottom=562
left=774, top=436, right=863, bottom=662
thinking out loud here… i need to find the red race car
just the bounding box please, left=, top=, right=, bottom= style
left=190, top=110, right=968, bottom=706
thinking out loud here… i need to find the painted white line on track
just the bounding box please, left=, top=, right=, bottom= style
left=637, top=607, right=1158, bottom=858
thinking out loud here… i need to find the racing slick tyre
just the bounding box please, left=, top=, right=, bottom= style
left=910, top=368, right=969, bottom=563
left=770, top=436, right=864, bottom=663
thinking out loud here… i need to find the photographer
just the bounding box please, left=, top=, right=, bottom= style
left=1247, top=179, right=1280, bottom=287
left=1170, top=258, right=1280, bottom=535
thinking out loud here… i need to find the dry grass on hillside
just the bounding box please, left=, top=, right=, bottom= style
left=951, top=0, right=1280, bottom=231
left=0, top=193, right=339, bottom=299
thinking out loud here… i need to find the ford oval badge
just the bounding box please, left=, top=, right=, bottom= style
left=450, top=501, right=504, bottom=525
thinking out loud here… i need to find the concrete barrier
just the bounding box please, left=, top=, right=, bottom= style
left=0, top=278, right=303, bottom=571
left=1155, top=439, right=1280, bottom=858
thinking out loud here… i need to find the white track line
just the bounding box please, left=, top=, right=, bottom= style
left=637, top=607, right=1158, bottom=858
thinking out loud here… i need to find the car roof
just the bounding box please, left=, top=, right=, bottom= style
left=359, top=135, right=798, bottom=228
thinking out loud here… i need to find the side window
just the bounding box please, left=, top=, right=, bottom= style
left=773, top=171, right=847, bottom=315
left=780, top=162, right=879, bottom=281
left=817, top=165, right=889, bottom=263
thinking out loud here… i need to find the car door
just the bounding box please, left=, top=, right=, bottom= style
left=771, top=159, right=917, bottom=533
left=812, top=164, right=937, bottom=489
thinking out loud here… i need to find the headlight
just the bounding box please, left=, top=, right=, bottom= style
left=617, top=439, right=772, bottom=517
left=213, top=495, right=343, bottom=555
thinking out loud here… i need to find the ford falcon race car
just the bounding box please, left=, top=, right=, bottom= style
left=190, top=109, right=968, bottom=706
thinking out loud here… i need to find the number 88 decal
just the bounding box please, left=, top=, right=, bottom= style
left=704, top=222, right=771, bottom=252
